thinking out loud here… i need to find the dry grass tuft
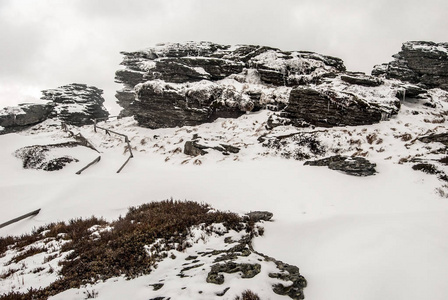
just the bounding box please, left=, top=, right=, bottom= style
left=234, top=290, right=261, bottom=300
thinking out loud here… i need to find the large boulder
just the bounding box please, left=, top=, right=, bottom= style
left=372, top=41, right=448, bottom=91
left=0, top=103, right=53, bottom=130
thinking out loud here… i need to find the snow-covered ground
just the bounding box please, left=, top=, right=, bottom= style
left=1, top=95, right=448, bottom=299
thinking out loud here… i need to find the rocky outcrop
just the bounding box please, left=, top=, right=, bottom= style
left=41, top=83, right=109, bottom=126
left=0, top=84, right=109, bottom=134
left=115, top=42, right=346, bottom=128
left=372, top=41, right=448, bottom=91
left=304, top=155, right=377, bottom=176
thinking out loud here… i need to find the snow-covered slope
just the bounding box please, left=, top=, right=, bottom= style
left=1, top=84, right=448, bottom=299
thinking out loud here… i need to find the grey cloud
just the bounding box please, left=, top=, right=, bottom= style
left=0, top=0, right=447, bottom=111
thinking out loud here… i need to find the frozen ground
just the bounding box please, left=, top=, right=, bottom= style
left=1, top=95, right=448, bottom=299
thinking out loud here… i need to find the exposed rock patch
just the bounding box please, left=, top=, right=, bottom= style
left=304, top=155, right=377, bottom=176
left=184, top=139, right=240, bottom=156
left=14, top=142, right=81, bottom=171
left=245, top=211, right=273, bottom=222
left=418, top=133, right=448, bottom=146
left=207, top=262, right=261, bottom=284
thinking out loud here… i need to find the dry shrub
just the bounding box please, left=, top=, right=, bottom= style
left=400, top=133, right=413, bottom=142
left=0, top=236, right=15, bottom=256
left=9, top=246, right=46, bottom=264
left=436, top=185, right=448, bottom=198
left=412, top=163, right=439, bottom=174
left=0, top=288, right=42, bottom=299
left=366, top=133, right=377, bottom=144
left=0, top=200, right=242, bottom=299
left=234, top=290, right=261, bottom=300
left=398, top=156, right=411, bottom=164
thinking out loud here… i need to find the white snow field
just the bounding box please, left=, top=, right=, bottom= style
left=1, top=103, right=448, bottom=299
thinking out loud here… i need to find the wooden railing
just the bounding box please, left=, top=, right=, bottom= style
left=61, top=117, right=134, bottom=174
left=93, top=119, right=134, bottom=173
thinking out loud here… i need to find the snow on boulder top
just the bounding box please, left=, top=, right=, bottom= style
left=0, top=103, right=53, bottom=133
left=402, top=41, right=448, bottom=56
left=116, top=41, right=346, bottom=88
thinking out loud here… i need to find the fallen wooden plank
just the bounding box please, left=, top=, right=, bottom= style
left=76, top=156, right=101, bottom=175
left=117, top=156, right=132, bottom=173
left=0, top=209, right=41, bottom=229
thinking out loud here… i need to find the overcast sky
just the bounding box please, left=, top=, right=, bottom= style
left=1, top=0, right=447, bottom=113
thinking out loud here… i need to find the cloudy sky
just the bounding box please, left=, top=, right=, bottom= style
left=1, top=0, right=447, bottom=113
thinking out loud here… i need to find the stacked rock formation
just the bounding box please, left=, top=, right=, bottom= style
left=115, top=42, right=401, bottom=129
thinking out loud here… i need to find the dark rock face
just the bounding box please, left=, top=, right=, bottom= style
left=304, top=155, right=377, bottom=176
left=372, top=41, right=448, bottom=90
left=41, top=83, right=109, bottom=126
left=271, top=86, right=399, bottom=128
left=115, top=42, right=346, bottom=128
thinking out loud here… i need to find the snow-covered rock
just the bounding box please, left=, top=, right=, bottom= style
left=0, top=84, right=109, bottom=134
left=372, top=41, right=448, bottom=90
left=41, top=83, right=109, bottom=126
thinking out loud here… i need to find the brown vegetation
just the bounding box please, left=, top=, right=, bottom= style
left=0, top=200, right=242, bottom=299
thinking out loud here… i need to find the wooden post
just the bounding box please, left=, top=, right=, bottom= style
left=0, top=209, right=41, bottom=229
left=94, top=119, right=97, bottom=133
